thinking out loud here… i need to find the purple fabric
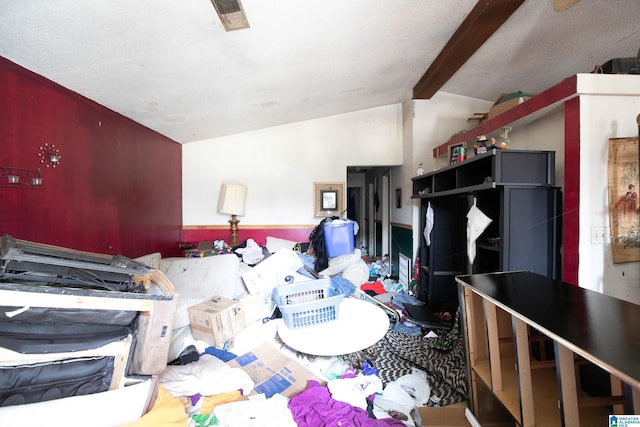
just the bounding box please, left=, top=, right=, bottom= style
left=190, top=393, right=202, bottom=406
left=288, top=380, right=405, bottom=427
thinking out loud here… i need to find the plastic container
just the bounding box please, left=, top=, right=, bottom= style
left=323, top=220, right=355, bottom=258
left=273, top=278, right=344, bottom=329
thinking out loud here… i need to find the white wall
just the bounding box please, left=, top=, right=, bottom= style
left=183, top=76, right=639, bottom=305
left=183, top=104, right=403, bottom=226
left=389, top=98, right=415, bottom=228
left=490, top=76, right=640, bottom=304
left=516, top=81, right=640, bottom=304
left=514, top=108, right=565, bottom=188
left=579, top=93, right=639, bottom=303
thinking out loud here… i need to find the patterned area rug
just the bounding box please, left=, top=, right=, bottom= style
left=339, top=312, right=467, bottom=407
left=274, top=311, right=468, bottom=407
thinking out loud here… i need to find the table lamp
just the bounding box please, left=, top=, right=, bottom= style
left=217, top=183, right=247, bottom=246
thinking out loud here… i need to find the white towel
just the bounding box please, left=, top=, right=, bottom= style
left=466, top=199, right=492, bottom=264
left=424, top=202, right=434, bottom=246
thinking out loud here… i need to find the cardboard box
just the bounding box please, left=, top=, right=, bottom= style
left=487, top=94, right=532, bottom=120
left=130, top=296, right=178, bottom=375
left=417, top=404, right=473, bottom=427
left=188, top=296, right=245, bottom=346
left=227, top=342, right=324, bottom=398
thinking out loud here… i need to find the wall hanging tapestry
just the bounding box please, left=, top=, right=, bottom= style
left=607, top=136, right=639, bottom=263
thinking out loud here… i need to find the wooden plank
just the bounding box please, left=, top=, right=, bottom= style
left=485, top=300, right=503, bottom=391
left=513, top=317, right=535, bottom=427
left=608, top=376, right=624, bottom=414
left=0, top=289, right=154, bottom=312
left=413, top=0, right=525, bottom=100
left=579, top=395, right=626, bottom=408
left=109, top=335, right=132, bottom=390
left=462, top=288, right=477, bottom=365
left=555, top=342, right=580, bottom=427
left=492, top=359, right=519, bottom=420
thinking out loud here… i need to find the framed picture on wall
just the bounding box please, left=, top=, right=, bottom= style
left=314, top=182, right=344, bottom=218
left=321, top=190, right=337, bottom=210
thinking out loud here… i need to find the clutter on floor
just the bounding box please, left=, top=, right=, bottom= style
left=0, top=225, right=468, bottom=427
left=149, top=247, right=467, bottom=427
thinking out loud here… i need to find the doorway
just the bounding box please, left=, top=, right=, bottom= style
left=347, top=167, right=391, bottom=258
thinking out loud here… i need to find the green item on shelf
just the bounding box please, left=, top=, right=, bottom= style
left=497, top=91, right=534, bottom=104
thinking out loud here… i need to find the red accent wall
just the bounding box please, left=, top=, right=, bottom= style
left=562, top=96, right=580, bottom=285
left=0, top=57, right=183, bottom=258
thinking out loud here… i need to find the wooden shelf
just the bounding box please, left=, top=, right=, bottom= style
left=473, top=358, right=522, bottom=424
left=453, top=73, right=640, bottom=163
left=473, top=359, right=613, bottom=427
left=458, top=271, right=638, bottom=427
left=431, top=75, right=578, bottom=158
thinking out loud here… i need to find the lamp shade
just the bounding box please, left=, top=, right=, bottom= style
left=217, top=183, right=247, bottom=216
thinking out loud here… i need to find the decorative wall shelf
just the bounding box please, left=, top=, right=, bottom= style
left=432, top=75, right=578, bottom=158
left=0, top=166, right=43, bottom=188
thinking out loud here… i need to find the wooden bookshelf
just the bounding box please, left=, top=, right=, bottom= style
left=457, top=271, right=639, bottom=427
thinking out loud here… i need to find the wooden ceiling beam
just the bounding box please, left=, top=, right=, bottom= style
left=413, top=0, right=525, bottom=99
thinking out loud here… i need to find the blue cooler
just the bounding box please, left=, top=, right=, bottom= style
left=323, top=220, right=355, bottom=258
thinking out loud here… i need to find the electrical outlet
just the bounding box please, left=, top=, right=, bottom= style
left=591, top=226, right=610, bottom=244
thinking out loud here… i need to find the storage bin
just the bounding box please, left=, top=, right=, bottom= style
left=323, top=220, right=355, bottom=258
left=273, top=279, right=344, bottom=329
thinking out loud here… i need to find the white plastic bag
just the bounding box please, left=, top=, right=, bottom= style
left=466, top=198, right=492, bottom=263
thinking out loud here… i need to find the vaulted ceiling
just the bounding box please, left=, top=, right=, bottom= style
left=1, top=0, right=639, bottom=144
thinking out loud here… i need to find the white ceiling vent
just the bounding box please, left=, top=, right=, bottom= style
left=210, top=0, right=250, bottom=31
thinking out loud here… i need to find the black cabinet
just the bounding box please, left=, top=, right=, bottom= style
left=411, top=149, right=561, bottom=311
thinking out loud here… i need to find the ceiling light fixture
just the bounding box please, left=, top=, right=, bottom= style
left=210, top=0, right=250, bottom=31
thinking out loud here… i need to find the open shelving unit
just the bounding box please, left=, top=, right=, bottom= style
left=457, top=271, right=638, bottom=427
left=413, top=149, right=555, bottom=198
left=427, top=73, right=640, bottom=286
left=411, top=149, right=560, bottom=310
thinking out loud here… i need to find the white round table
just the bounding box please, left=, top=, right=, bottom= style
left=277, top=297, right=390, bottom=356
